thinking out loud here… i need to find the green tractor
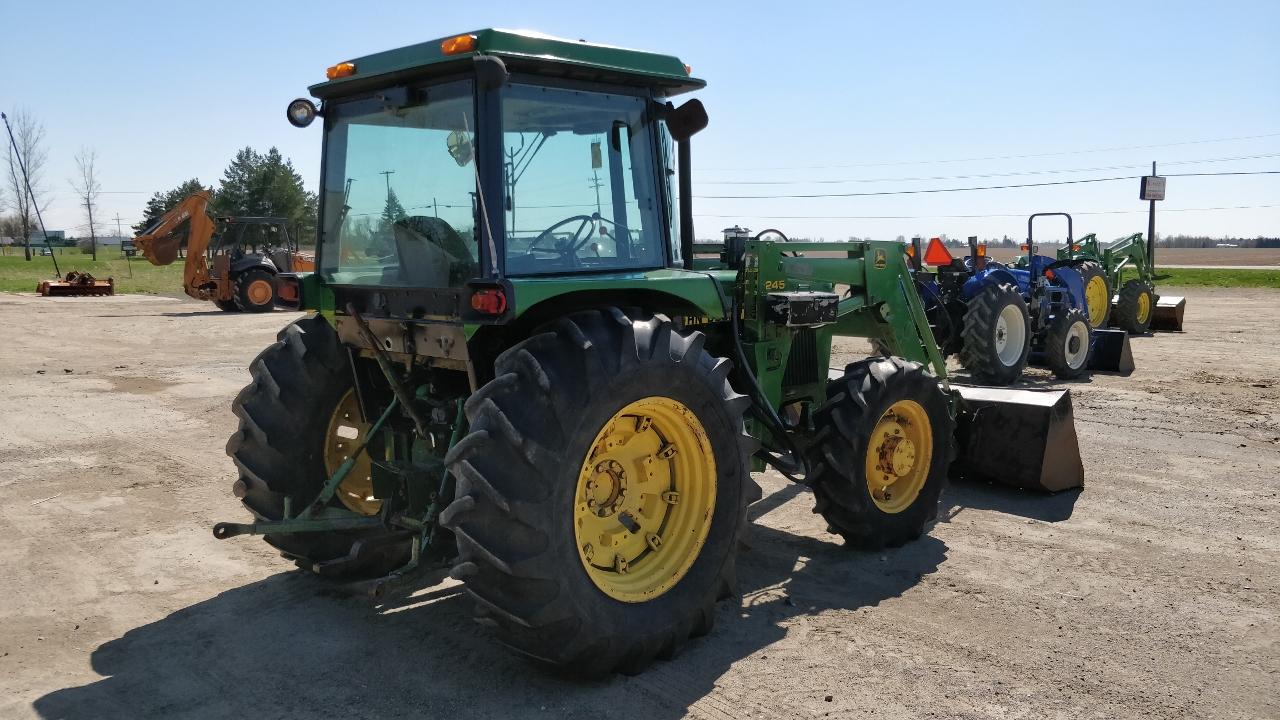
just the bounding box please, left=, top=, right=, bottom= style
left=215, top=29, right=1083, bottom=675
left=1057, top=232, right=1186, bottom=333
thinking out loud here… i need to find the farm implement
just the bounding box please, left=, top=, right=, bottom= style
left=36, top=271, right=115, bottom=297
left=1057, top=232, right=1185, bottom=332
left=212, top=29, right=1084, bottom=676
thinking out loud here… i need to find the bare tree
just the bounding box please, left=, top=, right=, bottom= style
left=70, top=147, right=102, bottom=261
left=3, top=109, right=50, bottom=261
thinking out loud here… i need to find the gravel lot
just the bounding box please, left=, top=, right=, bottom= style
left=1, top=288, right=1276, bottom=719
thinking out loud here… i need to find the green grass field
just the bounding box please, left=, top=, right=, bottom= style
left=1119, top=267, right=1280, bottom=289
left=0, top=248, right=183, bottom=294
left=1, top=247, right=1276, bottom=294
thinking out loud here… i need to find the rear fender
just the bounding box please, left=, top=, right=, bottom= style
left=961, top=267, right=1022, bottom=301
left=230, top=254, right=277, bottom=274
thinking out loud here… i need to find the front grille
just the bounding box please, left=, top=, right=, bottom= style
left=782, top=329, right=819, bottom=387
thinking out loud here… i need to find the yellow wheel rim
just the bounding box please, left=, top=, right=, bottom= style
left=1085, top=276, right=1109, bottom=327
left=574, top=397, right=716, bottom=602
left=1136, top=292, right=1151, bottom=324
left=247, top=278, right=273, bottom=306
left=324, top=388, right=381, bottom=516
left=863, top=400, right=933, bottom=514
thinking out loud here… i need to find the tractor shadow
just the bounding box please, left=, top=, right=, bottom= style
left=944, top=477, right=1081, bottom=523
left=31, top=486, right=945, bottom=719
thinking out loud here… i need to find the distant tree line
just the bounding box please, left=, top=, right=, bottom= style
left=1155, top=235, right=1279, bottom=248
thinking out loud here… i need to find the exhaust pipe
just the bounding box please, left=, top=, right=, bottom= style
left=950, top=385, right=1083, bottom=492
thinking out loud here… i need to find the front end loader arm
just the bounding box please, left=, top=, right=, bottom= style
left=133, top=191, right=217, bottom=300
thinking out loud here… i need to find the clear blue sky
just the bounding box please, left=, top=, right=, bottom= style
left=4, top=0, right=1277, bottom=241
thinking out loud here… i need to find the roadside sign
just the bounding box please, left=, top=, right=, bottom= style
left=1140, top=175, right=1166, bottom=201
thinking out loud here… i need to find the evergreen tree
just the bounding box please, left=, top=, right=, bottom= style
left=212, top=146, right=318, bottom=243
left=381, top=187, right=407, bottom=228
left=133, top=178, right=209, bottom=234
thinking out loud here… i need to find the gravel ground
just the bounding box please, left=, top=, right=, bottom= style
left=0, top=288, right=1276, bottom=719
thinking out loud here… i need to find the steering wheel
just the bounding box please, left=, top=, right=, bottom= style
left=526, top=215, right=599, bottom=265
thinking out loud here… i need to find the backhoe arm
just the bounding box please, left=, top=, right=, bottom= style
left=133, top=191, right=217, bottom=300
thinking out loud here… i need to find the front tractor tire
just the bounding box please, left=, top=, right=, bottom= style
left=233, top=268, right=276, bottom=313
left=442, top=308, right=754, bottom=676
left=1115, top=279, right=1155, bottom=335
left=214, top=298, right=240, bottom=312
left=959, top=283, right=1030, bottom=386
left=1045, top=307, right=1092, bottom=380
left=226, top=315, right=409, bottom=577
left=807, top=357, right=953, bottom=550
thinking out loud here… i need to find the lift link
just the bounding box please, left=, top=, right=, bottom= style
left=212, top=397, right=400, bottom=539
left=346, top=302, right=433, bottom=439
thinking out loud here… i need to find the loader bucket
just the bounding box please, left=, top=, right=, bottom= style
left=1151, top=295, right=1186, bottom=332
left=949, top=384, right=1083, bottom=492
left=1087, top=328, right=1134, bottom=374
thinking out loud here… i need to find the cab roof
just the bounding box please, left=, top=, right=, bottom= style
left=309, top=29, right=706, bottom=100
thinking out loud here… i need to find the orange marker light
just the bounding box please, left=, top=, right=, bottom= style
left=905, top=244, right=916, bottom=258
left=684, top=64, right=693, bottom=75
left=326, top=62, right=356, bottom=80
left=1072, top=243, right=1081, bottom=251
left=1020, top=243, right=1029, bottom=252
left=1045, top=269, right=1056, bottom=280
left=441, top=34, right=478, bottom=55
left=976, top=243, right=987, bottom=257
left=923, top=237, right=953, bottom=266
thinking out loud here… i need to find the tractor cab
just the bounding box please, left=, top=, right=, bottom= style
left=293, top=29, right=708, bottom=320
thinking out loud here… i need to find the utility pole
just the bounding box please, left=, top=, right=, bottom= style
left=379, top=170, right=395, bottom=194
left=589, top=172, right=604, bottom=216
left=1147, top=161, right=1157, bottom=269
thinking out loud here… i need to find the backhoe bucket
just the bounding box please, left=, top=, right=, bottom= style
left=1151, top=295, right=1186, bottom=332
left=949, top=385, right=1083, bottom=492
left=134, top=233, right=181, bottom=266
left=1087, top=328, right=1134, bottom=374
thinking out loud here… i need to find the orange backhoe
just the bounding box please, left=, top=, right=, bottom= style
left=133, top=191, right=314, bottom=312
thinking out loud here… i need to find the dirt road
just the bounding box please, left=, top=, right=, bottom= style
left=1, top=290, right=1276, bottom=719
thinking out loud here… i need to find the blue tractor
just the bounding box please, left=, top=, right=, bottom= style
left=910, top=213, right=1095, bottom=385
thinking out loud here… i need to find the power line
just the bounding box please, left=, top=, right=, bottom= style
left=695, top=131, right=1280, bottom=172
left=692, top=203, right=1280, bottom=221
left=695, top=170, right=1280, bottom=200
left=698, top=153, right=1280, bottom=186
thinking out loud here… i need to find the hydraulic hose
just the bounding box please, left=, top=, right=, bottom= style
left=725, top=267, right=812, bottom=485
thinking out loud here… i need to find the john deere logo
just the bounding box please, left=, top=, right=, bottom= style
left=873, top=249, right=887, bottom=269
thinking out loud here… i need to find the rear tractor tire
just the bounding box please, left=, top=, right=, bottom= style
left=958, top=283, right=1030, bottom=386
left=234, top=268, right=276, bottom=313
left=1115, top=279, right=1154, bottom=335
left=807, top=356, right=953, bottom=549
left=1045, top=307, right=1091, bottom=380
left=1073, top=260, right=1111, bottom=329
left=442, top=308, right=754, bottom=676
left=226, top=315, right=410, bottom=577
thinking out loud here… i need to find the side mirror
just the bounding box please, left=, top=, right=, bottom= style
left=447, top=130, right=474, bottom=167
left=664, top=99, right=708, bottom=142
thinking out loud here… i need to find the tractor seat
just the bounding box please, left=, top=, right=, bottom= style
left=392, top=216, right=477, bottom=286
